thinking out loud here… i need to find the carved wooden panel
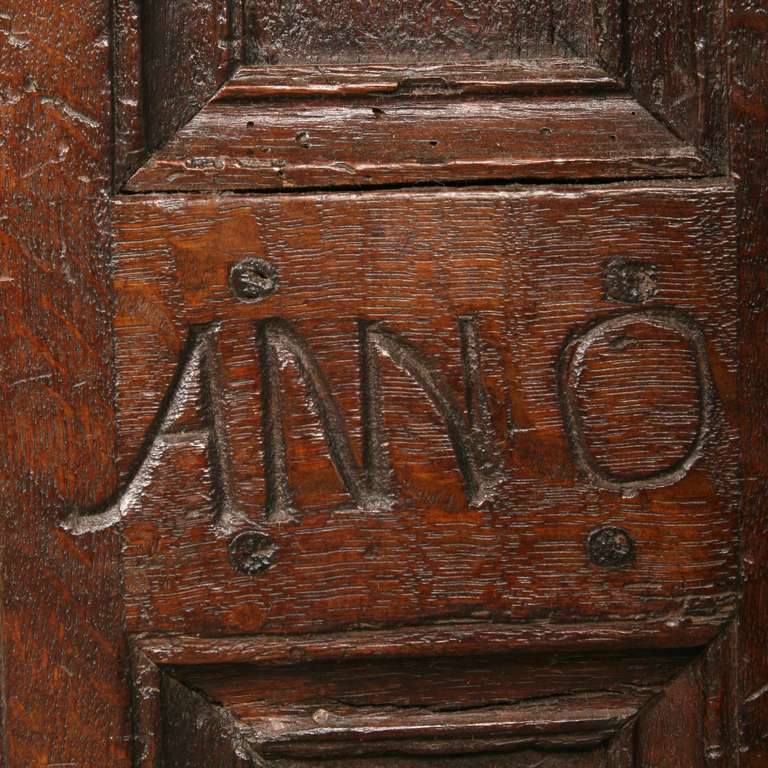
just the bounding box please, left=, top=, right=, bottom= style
left=61, top=180, right=737, bottom=643
left=7, top=0, right=766, bottom=762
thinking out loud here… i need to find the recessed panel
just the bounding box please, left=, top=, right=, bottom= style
left=244, top=0, right=591, bottom=64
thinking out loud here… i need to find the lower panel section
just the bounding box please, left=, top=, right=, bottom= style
left=135, top=626, right=702, bottom=767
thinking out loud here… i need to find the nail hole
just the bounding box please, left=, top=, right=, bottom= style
left=604, top=258, right=659, bottom=304
left=295, top=130, right=311, bottom=148
left=246, top=120, right=255, bottom=128
left=539, top=126, right=552, bottom=136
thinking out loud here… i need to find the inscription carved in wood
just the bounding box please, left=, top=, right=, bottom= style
left=65, top=316, right=505, bottom=534
left=72, top=182, right=738, bottom=639
left=66, top=305, right=714, bottom=535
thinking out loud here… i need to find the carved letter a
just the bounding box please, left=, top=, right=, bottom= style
left=62, top=325, right=242, bottom=535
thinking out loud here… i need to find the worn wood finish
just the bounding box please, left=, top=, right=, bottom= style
left=730, top=0, right=768, bottom=764
left=626, top=0, right=728, bottom=167
left=172, top=651, right=693, bottom=715
left=134, top=620, right=726, bottom=667
left=576, top=0, right=625, bottom=76
left=113, top=0, right=144, bottom=185
left=161, top=669, right=620, bottom=768
left=243, top=0, right=587, bottom=64
left=0, top=0, right=130, bottom=766
left=141, top=0, right=242, bottom=154
left=219, top=60, right=622, bottom=97
left=168, top=687, right=638, bottom=760
left=112, top=2, right=632, bottom=187
left=135, top=627, right=712, bottom=768
left=97, top=181, right=740, bottom=639
left=4, top=0, right=766, bottom=763
left=165, top=653, right=681, bottom=755
left=134, top=624, right=714, bottom=764
left=131, top=621, right=710, bottom=768
left=633, top=630, right=739, bottom=767
left=114, top=0, right=243, bottom=185
left=127, top=89, right=708, bottom=192
left=146, top=633, right=693, bottom=763
left=160, top=676, right=254, bottom=768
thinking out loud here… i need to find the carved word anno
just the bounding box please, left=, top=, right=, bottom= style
left=63, top=317, right=504, bottom=535
left=63, top=308, right=716, bottom=536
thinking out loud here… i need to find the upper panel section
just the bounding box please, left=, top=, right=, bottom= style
left=125, top=61, right=708, bottom=192
left=113, top=0, right=627, bottom=187
left=113, top=0, right=724, bottom=191
left=243, top=0, right=593, bottom=64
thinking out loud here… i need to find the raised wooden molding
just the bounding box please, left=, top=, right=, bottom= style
left=130, top=620, right=717, bottom=766
left=112, top=1, right=722, bottom=191
left=125, top=77, right=708, bottom=192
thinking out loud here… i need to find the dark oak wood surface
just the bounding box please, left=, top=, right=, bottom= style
left=0, top=1, right=131, bottom=766
left=731, top=0, right=768, bottom=765
left=242, top=0, right=589, bottom=63
left=104, top=182, right=738, bottom=638
left=114, top=0, right=243, bottom=184
left=1, top=0, right=766, bottom=765
left=220, top=60, right=620, bottom=95
left=627, top=0, right=728, bottom=167
left=126, top=86, right=709, bottom=192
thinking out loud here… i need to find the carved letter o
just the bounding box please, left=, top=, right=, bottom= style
left=558, top=309, right=716, bottom=495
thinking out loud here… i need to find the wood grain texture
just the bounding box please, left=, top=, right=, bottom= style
left=172, top=651, right=691, bottom=717
left=152, top=640, right=688, bottom=764
left=142, top=630, right=698, bottom=765
left=219, top=60, right=622, bottom=97
left=114, top=0, right=243, bottom=185
left=634, top=630, right=739, bottom=767
left=149, top=639, right=730, bottom=766
left=243, top=0, right=587, bottom=64
left=134, top=620, right=725, bottom=667
left=141, top=0, right=242, bottom=153
left=626, top=0, right=728, bottom=167
left=548, top=0, right=627, bottom=78
left=160, top=675, right=254, bottom=768
left=0, top=0, right=130, bottom=765
left=126, top=90, right=708, bottom=192
left=2, top=0, right=760, bottom=762
left=161, top=669, right=619, bottom=768
left=166, top=652, right=684, bottom=756
left=730, top=0, right=768, bottom=763
left=104, top=181, right=739, bottom=639
left=111, top=0, right=627, bottom=188
left=113, top=0, right=143, bottom=186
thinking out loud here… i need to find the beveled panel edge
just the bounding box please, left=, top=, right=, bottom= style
left=133, top=616, right=730, bottom=667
